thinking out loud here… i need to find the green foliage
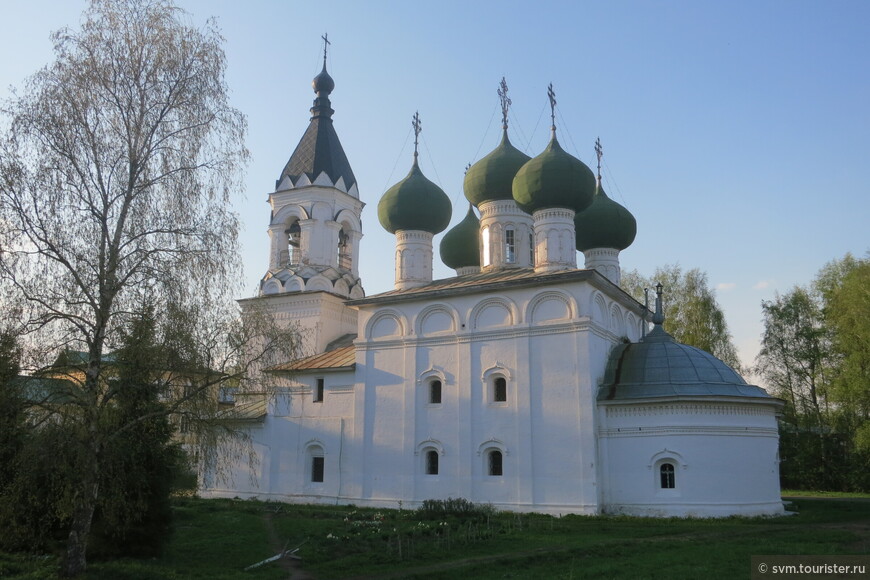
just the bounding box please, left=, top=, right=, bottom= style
left=756, top=252, right=870, bottom=492
left=0, top=331, right=69, bottom=553
left=0, top=329, right=24, bottom=489
left=825, top=262, right=870, bottom=433
left=757, top=286, right=832, bottom=423
left=87, top=307, right=189, bottom=559
left=621, top=264, right=742, bottom=370
left=0, top=309, right=197, bottom=558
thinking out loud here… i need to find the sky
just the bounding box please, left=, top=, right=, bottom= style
left=1, top=0, right=868, bottom=374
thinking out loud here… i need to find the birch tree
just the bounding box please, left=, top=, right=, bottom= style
left=0, top=1, right=295, bottom=574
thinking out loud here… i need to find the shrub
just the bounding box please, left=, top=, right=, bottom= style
left=416, top=498, right=497, bottom=521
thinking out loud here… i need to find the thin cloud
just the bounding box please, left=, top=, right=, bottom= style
left=717, top=282, right=737, bottom=291
left=753, top=280, right=771, bottom=290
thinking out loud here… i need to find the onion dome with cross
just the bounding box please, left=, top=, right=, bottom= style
left=512, top=84, right=596, bottom=214
left=464, top=78, right=531, bottom=208
left=575, top=139, right=637, bottom=252
left=378, top=112, right=452, bottom=235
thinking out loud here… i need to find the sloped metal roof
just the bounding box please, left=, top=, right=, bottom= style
left=220, top=398, right=267, bottom=421
left=349, top=267, right=621, bottom=306
left=270, top=344, right=355, bottom=373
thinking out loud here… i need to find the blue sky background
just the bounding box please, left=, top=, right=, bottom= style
left=2, top=0, right=868, bottom=375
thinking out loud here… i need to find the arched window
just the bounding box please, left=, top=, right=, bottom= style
left=488, top=450, right=503, bottom=476
left=337, top=227, right=351, bottom=270
left=308, top=445, right=325, bottom=483
left=493, top=377, right=507, bottom=402
left=660, top=462, right=675, bottom=489
left=286, top=221, right=301, bottom=266
left=425, top=450, right=439, bottom=475
left=429, top=380, right=442, bottom=404
left=481, top=225, right=491, bottom=267
left=505, top=227, right=516, bottom=264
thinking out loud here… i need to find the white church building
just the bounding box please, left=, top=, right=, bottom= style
left=204, top=55, right=785, bottom=518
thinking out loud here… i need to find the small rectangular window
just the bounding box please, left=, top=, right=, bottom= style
left=314, top=378, right=324, bottom=402
left=482, top=226, right=491, bottom=267
left=494, top=377, right=507, bottom=402
left=311, top=456, right=324, bottom=483
left=430, top=380, right=442, bottom=404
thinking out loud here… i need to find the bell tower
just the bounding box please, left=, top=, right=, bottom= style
left=246, top=37, right=362, bottom=358
left=261, top=35, right=364, bottom=299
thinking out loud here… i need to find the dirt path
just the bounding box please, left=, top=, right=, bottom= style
left=262, top=510, right=316, bottom=580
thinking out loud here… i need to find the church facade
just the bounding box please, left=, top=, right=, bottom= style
left=203, top=57, right=785, bottom=517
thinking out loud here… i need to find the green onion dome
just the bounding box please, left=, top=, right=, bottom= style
left=512, top=135, right=596, bottom=214
left=464, top=130, right=531, bottom=207
left=575, top=184, right=637, bottom=251
left=378, top=158, right=452, bottom=234
left=439, top=204, right=481, bottom=269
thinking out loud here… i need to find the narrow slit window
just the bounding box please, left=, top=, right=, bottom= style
left=529, top=231, right=535, bottom=264
left=430, top=380, right=442, bottom=404
left=426, top=450, right=439, bottom=475
left=660, top=463, right=675, bottom=489
left=505, top=228, right=516, bottom=263
left=314, top=378, right=324, bottom=402
left=481, top=226, right=491, bottom=266
left=488, top=450, right=503, bottom=476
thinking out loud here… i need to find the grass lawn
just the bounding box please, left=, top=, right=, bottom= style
left=0, top=496, right=867, bottom=579
left=781, top=489, right=870, bottom=499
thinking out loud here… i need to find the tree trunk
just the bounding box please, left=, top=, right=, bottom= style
left=61, top=444, right=101, bottom=577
